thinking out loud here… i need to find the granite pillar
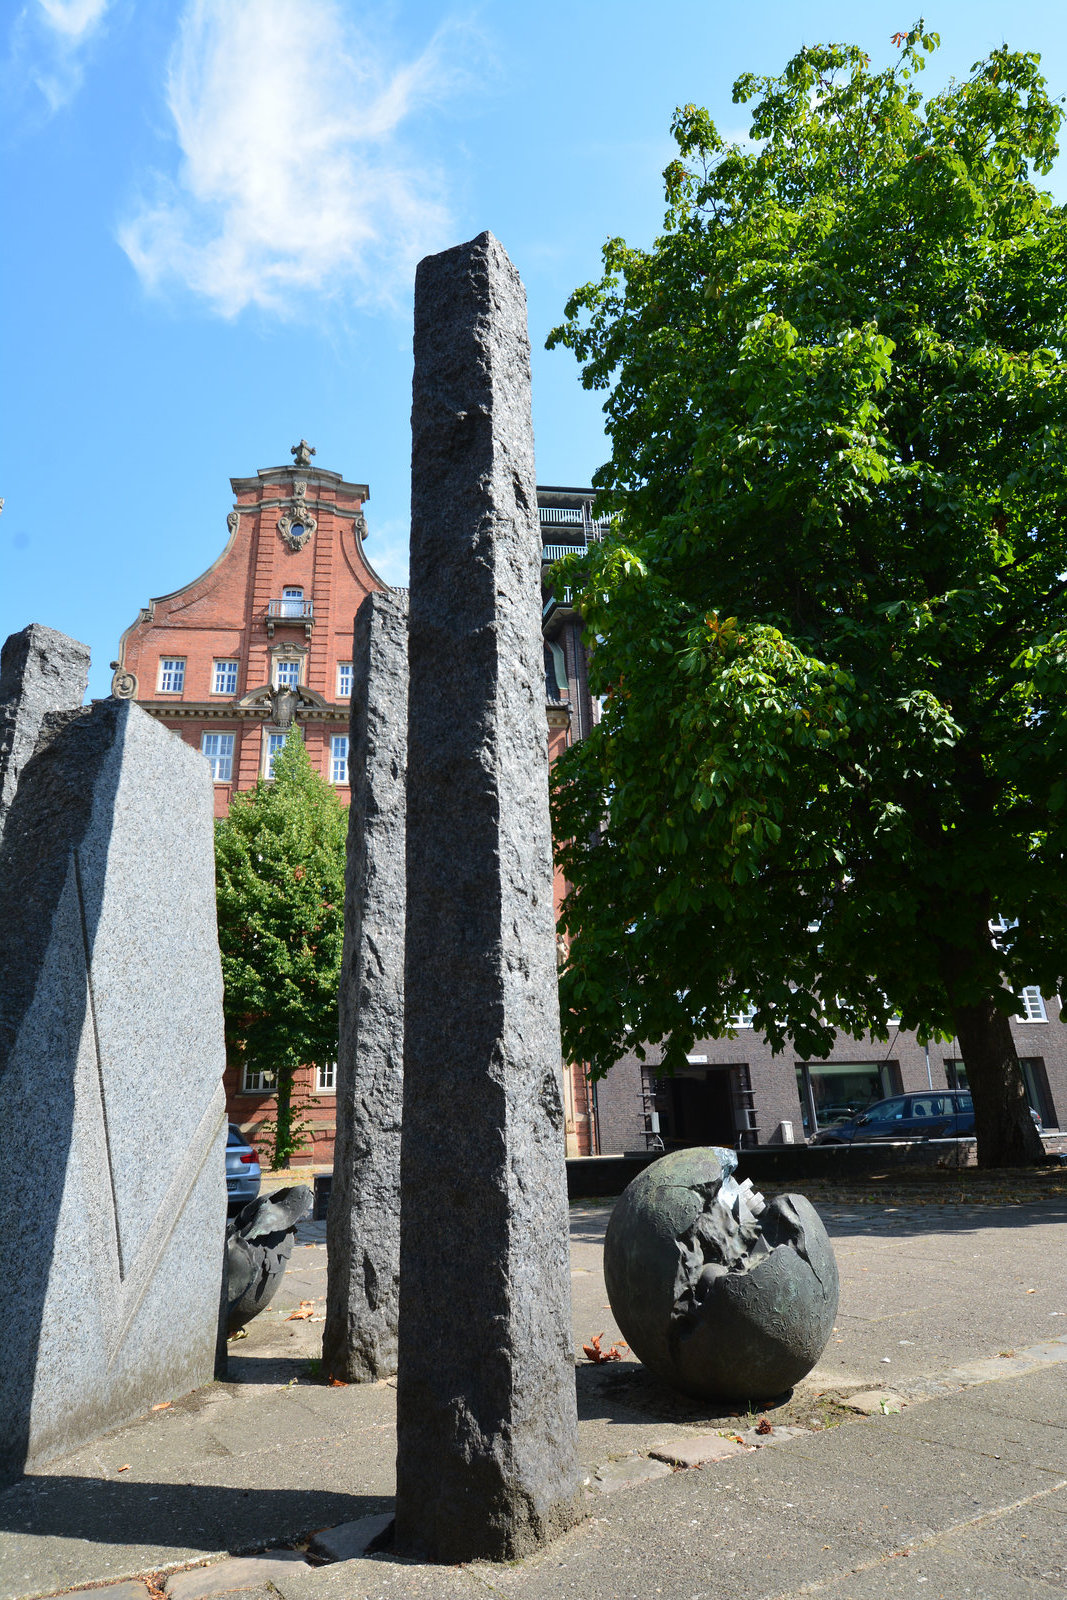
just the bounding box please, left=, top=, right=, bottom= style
left=0, top=623, right=89, bottom=833
left=394, top=232, right=581, bottom=1562
left=0, top=669, right=227, bottom=1486
left=323, top=589, right=409, bottom=1382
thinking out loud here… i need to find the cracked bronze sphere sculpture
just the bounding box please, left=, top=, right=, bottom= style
left=604, top=1147, right=839, bottom=1401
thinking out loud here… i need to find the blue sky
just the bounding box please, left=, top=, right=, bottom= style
left=4, top=1, right=1067, bottom=699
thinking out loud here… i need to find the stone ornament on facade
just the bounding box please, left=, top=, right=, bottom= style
left=277, top=481, right=317, bottom=552
left=353, top=510, right=368, bottom=543
left=291, top=439, right=316, bottom=468
left=227, top=510, right=240, bottom=538
left=109, top=665, right=138, bottom=699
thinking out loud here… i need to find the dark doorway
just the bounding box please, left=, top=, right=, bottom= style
left=660, top=1071, right=736, bottom=1148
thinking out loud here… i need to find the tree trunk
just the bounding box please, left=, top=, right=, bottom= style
left=952, top=1001, right=1045, bottom=1169
left=273, top=1067, right=294, bottom=1171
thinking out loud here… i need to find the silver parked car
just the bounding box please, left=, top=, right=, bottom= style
left=226, top=1123, right=262, bottom=1210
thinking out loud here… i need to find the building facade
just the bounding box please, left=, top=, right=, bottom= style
left=114, top=443, right=384, bottom=1163
left=116, top=451, right=603, bottom=1162
left=113, top=440, right=381, bottom=818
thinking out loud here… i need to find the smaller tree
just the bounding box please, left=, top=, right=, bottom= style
left=214, top=730, right=347, bottom=1168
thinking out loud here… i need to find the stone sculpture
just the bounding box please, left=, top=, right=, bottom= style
left=0, top=640, right=227, bottom=1487
left=323, top=590, right=408, bottom=1382
left=604, top=1146, right=838, bottom=1400
left=394, top=231, right=581, bottom=1562
left=0, top=622, right=89, bottom=829
left=226, top=1186, right=314, bottom=1332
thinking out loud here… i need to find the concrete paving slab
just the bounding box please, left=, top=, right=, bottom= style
left=890, top=1376, right=1067, bottom=1475
left=166, top=1553, right=307, bottom=1600
left=788, top=1542, right=1067, bottom=1599
left=268, top=1555, right=486, bottom=1600
left=649, top=1434, right=751, bottom=1467
left=589, top=1455, right=672, bottom=1493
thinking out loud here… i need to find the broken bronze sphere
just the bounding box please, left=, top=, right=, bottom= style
left=603, top=1147, right=838, bottom=1401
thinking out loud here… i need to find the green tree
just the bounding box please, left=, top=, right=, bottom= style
left=214, top=730, right=346, bottom=1168
left=548, top=24, right=1067, bottom=1167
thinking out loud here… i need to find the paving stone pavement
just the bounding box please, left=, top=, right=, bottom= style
left=2, top=1189, right=1066, bottom=1600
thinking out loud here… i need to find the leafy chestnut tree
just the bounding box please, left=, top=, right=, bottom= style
left=548, top=25, right=1067, bottom=1166
left=214, top=730, right=346, bottom=1168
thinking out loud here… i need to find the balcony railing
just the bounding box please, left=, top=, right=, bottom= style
left=265, top=598, right=315, bottom=638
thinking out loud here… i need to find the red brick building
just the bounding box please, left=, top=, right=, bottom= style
left=115, top=448, right=600, bottom=1162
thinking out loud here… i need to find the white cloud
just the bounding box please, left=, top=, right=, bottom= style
left=36, top=0, right=109, bottom=40
left=15, top=0, right=111, bottom=111
left=119, top=0, right=471, bottom=317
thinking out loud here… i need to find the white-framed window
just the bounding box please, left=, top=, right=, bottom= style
left=265, top=731, right=288, bottom=779
left=1016, top=987, right=1047, bottom=1022
left=242, top=1063, right=277, bottom=1094
left=337, top=662, right=353, bottom=698
left=316, top=1062, right=336, bottom=1094
left=158, top=658, right=185, bottom=693
left=275, top=658, right=301, bottom=688
left=731, top=1006, right=756, bottom=1029
left=330, top=734, right=349, bottom=784
left=212, top=660, right=238, bottom=696
left=201, top=732, right=235, bottom=782
left=280, top=586, right=305, bottom=618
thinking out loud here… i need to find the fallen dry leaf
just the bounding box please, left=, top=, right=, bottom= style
left=327, top=1375, right=348, bottom=1388
left=117, top=1464, right=130, bottom=1473
left=151, top=1401, right=173, bottom=1412
left=286, top=1301, right=316, bottom=1322
left=582, top=1332, right=626, bottom=1364
left=755, top=1417, right=773, bottom=1436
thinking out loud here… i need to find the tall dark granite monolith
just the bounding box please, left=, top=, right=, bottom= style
left=0, top=623, right=89, bottom=832
left=394, top=231, right=581, bottom=1563
left=323, top=588, right=408, bottom=1382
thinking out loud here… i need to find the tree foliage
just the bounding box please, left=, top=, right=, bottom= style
left=214, top=730, right=346, bottom=1168
left=548, top=24, right=1067, bottom=1165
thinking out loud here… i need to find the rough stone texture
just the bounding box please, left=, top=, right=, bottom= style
left=0, top=690, right=227, bottom=1488
left=394, top=231, right=581, bottom=1562
left=323, top=590, right=408, bottom=1383
left=0, top=623, right=89, bottom=832
left=604, top=1147, right=839, bottom=1402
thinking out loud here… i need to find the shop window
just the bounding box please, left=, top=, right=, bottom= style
left=946, top=1056, right=1056, bottom=1128
left=795, top=1059, right=901, bottom=1139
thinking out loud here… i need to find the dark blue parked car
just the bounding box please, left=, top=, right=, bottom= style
left=813, top=1090, right=976, bottom=1145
